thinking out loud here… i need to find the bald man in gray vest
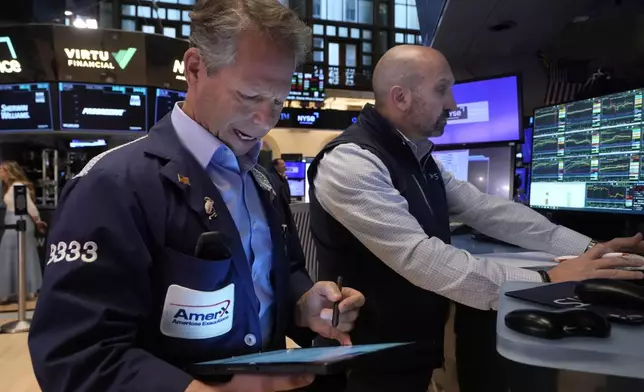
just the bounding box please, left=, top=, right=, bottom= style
left=308, top=44, right=644, bottom=392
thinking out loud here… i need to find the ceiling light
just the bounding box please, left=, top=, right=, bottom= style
left=86, top=18, right=98, bottom=29
left=72, top=17, right=87, bottom=29
left=64, top=10, right=73, bottom=16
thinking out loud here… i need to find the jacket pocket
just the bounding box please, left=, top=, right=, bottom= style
left=157, top=246, right=233, bottom=292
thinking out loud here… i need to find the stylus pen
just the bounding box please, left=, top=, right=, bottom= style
left=332, top=276, right=343, bottom=328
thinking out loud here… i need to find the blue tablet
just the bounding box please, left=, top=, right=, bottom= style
left=186, top=342, right=419, bottom=376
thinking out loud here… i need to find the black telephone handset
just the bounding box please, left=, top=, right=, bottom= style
left=194, top=231, right=232, bottom=260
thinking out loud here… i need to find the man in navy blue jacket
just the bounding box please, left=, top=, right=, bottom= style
left=28, top=1, right=365, bottom=391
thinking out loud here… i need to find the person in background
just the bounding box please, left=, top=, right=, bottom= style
left=308, top=45, right=644, bottom=392
left=0, top=161, right=47, bottom=304
left=271, top=158, right=291, bottom=201
left=28, top=1, right=365, bottom=392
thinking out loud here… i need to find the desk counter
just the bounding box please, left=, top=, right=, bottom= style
left=497, top=281, right=644, bottom=390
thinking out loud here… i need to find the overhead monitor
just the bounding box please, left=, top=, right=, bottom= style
left=0, top=83, right=53, bottom=131
left=155, top=88, right=186, bottom=123
left=277, top=108, right=358, bottom=130
left=287, top=66, right=325, bottom=102
left=59, top=82, right=148, bottom=132
left=430, top=75, right=521, bottom=145
left=432, top=146, right=514, bottom=200
left=529, top=88, right=644, bottom=214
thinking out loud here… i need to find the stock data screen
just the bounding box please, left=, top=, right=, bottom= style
left=59, top=83, right=148, bottom=132
left=287, top=66, right=325, bottom=102
left=0, top=83, right=53, bottom=131
left=530, top=88, right=644, bottom=214
left=155, top=88, right=186, bottom=123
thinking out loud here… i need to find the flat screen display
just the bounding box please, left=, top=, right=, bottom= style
left=430, top=75, right=521, bottom=145
left=515, top=167, right=530, bottom=200
left=285, top=161, right=306, bottom=179
left=59, top=82, right=148, bottom=132
left=277, top=108, right=358, bottom=130
left=521, top=127, right=533, bottom=163
left=432, top=146, right=514, bottom=200
left=155, top=88, right=186, bottom=123
left=529, top=88, right=644, bottom=215
left=288, top=66, right=325, bottom=102
left=288, top=179, right=305, bottom=197
left=0, top=83, right=53, bottom=131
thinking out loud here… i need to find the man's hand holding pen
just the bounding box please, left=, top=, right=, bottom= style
left=295, top=278, right=365, bottom=346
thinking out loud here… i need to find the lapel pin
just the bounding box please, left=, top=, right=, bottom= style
left=204, top=197, right=217, bottom=220
left=177, top=174, right=191, bottom=186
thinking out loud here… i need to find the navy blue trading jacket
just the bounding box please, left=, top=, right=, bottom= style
left=28, top=115, right=314, bottom=392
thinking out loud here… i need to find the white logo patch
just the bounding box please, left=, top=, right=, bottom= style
left=160, top=284, right=235, bottom=339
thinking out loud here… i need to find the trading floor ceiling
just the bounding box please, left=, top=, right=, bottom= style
left=424, top=0, right=644, bottom=69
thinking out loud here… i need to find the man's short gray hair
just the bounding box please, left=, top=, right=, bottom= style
left=190, top=0, right=311, bottom=73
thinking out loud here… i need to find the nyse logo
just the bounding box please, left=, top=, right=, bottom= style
left=173, top=59, right=186, bottom=81
left=297, top=111, right=319, bottom=125
left=447, top=106, right=468, bottom=121
left=0, top=36, right=21, bottom=74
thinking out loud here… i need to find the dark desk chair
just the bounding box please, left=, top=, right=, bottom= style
left=290, top=202, right=317, bottom=282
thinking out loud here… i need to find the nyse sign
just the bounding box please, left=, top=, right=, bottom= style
left=277, top=108, right=359, bottom=130
left=173, top=60, right=186, bottom=81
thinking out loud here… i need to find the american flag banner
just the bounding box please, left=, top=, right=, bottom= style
left=539, top=52, right=589, bottom=105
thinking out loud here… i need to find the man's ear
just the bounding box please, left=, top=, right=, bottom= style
left=183, top=48, right=203, bottom=88
left=390, top=85, right=412, bottom=112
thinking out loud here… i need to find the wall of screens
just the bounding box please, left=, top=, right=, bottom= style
left=0, top=25, right=358, bottom=134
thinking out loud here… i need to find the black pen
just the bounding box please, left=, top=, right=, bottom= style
left=332, top=276, right=343, bottom=328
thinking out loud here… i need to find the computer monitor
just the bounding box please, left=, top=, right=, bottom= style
left=529, top=88, right=644, bottom=214
left=432, top=146, right=514, bottom=200
left=155, top=88, right=186, bottom=123
left=284, top=161, right=306, bottom=179
left=515, top=167, right=530, bottom=200
left=288, top=179, right=305, bottom=198
left=429, top=75, right=521, bottom=146
left=0, top=83, right=54, bottom=131
left=521, top=127, right=533, bottom=163
left=59, top=82, right=148, bottom=132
